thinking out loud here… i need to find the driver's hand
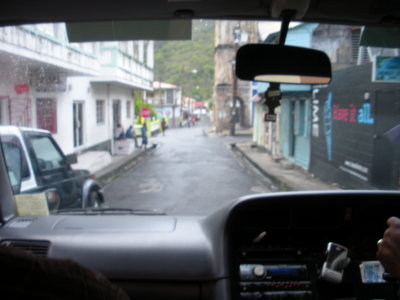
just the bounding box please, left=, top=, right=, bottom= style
left=377, top=216, right=400, bottom=279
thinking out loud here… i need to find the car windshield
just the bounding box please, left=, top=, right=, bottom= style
left=0, top=20, right=399, bottom=217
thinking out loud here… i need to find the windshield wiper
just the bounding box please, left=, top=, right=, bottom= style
left=55, top=207, right=166, bottom=216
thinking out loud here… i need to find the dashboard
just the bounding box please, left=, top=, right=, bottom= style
left=0, top=191, right=399, bottom=300
left=227, top=192, right=400, bottom=300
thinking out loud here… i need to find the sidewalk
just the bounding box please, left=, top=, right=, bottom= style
left=206, top=126, right=338, bottom=191
left=71, top=151, right=113, bottom=174
left=232, top=143, right=338, bottom=191
left=71, top=146, right=154, bottom=186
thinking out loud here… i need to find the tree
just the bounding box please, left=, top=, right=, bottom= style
left=154, top=20, right=215, bottom=104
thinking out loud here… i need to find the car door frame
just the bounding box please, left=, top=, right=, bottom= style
left=22, top=131, right=81, bottom=208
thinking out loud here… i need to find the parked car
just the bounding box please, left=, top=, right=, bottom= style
left=0, top=126, right=103, bottom=209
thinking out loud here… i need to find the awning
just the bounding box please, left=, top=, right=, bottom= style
left=153, top=81, right=178, bottom=89
left=90, top=77, right=153, bottom=91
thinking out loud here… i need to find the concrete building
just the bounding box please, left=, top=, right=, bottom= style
left=252, top=23, right=400, bottom=189
left=148, top=82, right=182, bottom=128
left=310, top=62, right=400, bottom=190
left=0, top=23, right=153, bottom=155
left=213, top=21, right=259, bottom=133
left=252, top=24, right=366, bottom=169
left=194, top=101, right=207, bottom=115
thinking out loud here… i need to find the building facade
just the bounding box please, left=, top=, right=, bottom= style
left=0, top=23, right=154, bottom=154
left=213, top=21, right=259, bottom=132
left=310, top=63, right=400, bottom=189
left=252, top=23, right=400, bottom=189
left=148, top=82, right=182, bottom=128
left=253, top=24, right=366, bottom=170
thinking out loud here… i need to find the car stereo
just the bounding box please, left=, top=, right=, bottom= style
left=239, top=264, right=312, bottom=300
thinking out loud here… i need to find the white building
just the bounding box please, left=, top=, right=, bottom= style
left=0, top=23, right=154, bottom=154
left=148, top=82, right=182, bottom=128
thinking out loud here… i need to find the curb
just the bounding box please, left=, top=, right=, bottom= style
left=229, top=143, right=294, bottom=192
left=95, top=145, right=157, bottom=186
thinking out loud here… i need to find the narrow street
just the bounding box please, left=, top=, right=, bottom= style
left=103, top=118, right=270, bottom=215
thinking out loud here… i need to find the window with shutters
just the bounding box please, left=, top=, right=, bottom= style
left=96, top=100, right=105, bottom=124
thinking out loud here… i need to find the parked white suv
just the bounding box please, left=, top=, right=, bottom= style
left=0, top=126, right=103, bottom=210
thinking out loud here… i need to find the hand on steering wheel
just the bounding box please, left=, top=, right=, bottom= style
left=377, top=217, right=400, bottom=279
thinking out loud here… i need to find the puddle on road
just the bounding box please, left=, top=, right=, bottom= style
left=138, top=178, right=164, bottom=193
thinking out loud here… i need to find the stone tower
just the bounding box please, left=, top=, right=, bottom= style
left=213, top=21, right=259, bottom=132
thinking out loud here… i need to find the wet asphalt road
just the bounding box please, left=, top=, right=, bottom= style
left=103, top=119, right=270, bottom=215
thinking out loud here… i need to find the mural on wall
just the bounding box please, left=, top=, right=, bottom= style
left=339, top=160, right=369, bottom=182
left=320, top=92, right=376, bottom=163
left=312, top=97, right=319, bottom=137
left=312, top=89, right=376, bottom=186
left=323, top=92, right=333, bottom=162
left=310, top=63, right=400, bottom=189
left=332, top=103, right=374, bottom=124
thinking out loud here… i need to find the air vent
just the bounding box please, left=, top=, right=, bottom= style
left=1, top=240, right=50, bottom=257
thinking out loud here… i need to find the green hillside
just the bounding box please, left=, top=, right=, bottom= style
left=154, top=20, right=215, bottom=103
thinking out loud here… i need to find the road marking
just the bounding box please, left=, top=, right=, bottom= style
left=138, top=178, right=164, bottom=193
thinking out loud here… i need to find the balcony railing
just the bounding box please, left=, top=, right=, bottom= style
left=0, top=26, right=154, bottom=90
left=0, top=26, right=100, bottom=75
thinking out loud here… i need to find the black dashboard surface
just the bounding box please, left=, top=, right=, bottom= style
left=227, top=191, right=400, bottom=300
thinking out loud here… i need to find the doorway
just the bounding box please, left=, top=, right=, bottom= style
left=73, top=102, right=84, bottom=147
left=288, top=100, right=296, bottom=157
left=112, top=100, right=121, bottom=137
left=9, top=97, right=32, bottom=126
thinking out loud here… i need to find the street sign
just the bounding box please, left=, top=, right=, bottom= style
left=141, top=107, right=151, bottom=118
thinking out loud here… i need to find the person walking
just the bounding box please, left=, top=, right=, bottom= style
left=191, top=115, right=196, bottom=127
left=161, top=118, right=167, bottom=136
left=179, top=115, right=183, bottom=128
left=141, top=122, right=148, bottom=149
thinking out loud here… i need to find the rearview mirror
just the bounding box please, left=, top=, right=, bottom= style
left=236, top=44, right=332, bottom=84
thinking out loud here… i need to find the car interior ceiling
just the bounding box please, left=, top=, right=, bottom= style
left=1, top=1, right=400, bottom=300
left=0, top=0, right=399, bottom=27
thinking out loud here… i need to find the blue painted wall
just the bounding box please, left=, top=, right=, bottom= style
left=285, top=23, right=319, bottom=47
left=253, top=23, right=318, bottom=169
left=278, top=23, right=318, bottom=169
left=252, top=103, right=266, bottom=144
left=280, top=100, right=293, bottom=157
left=280, top=98, right=312, bottom=169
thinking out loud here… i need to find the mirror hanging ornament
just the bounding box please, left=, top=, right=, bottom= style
left=264, top=83, right=281, bottom=122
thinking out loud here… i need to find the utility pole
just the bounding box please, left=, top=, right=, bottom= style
left=230, top=24, right=241, bottom=136
left=230, top=53, right=239, bottom=136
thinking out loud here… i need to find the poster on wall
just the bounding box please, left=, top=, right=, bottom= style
left=372, top=56, right=400, bottom=82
